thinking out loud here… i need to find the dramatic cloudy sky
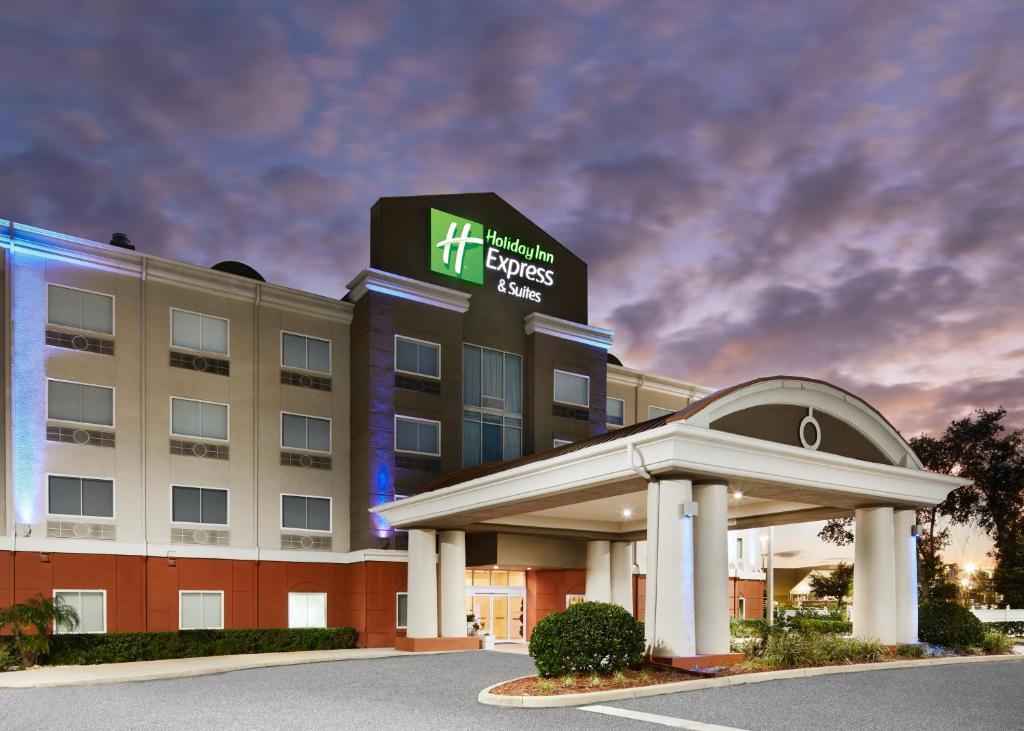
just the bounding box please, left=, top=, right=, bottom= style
left=3, top=1, right=1020, bottom=563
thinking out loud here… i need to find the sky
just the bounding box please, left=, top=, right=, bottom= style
left=2, top=1, right=1020, bottom=566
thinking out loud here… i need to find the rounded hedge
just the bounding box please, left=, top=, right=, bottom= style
left=528, top=601, right=645, bottom=677
left=918, top=600, right=985, bottom=649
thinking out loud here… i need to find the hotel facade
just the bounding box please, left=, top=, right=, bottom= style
left=0, top=194, right=965, bottom=655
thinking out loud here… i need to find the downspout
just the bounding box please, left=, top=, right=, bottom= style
left=140, top=257, right=148, bottom=629
left=6, top=223, right=15, bottom=594
left=253, top=284, right=261, bottom=627
left=627, top=442, right=657, bottom=655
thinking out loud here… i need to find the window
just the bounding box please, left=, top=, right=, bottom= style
left=282, top=332, right=331, bottom=374
left=54, top=590, right=106, bottom=634
left=47, top=380, right=114, bottom=427
left=288, top=593, right=327, bottom=628
left=463, top=344, right=521, bottom=412
left=554, top=370, right=589, bottom=407
left=171, top=309, right=229, bottom=355
left=281, top=412, right=331, bottom=452
left=396, top=593, right=408, bottom=629
left=462, top=344, right=523, bottom=467
left=48, top=476, right=114, bottom=518
left=737, top=597, right=746, bottom=619
left=394, top=335, right=440, bottom=378
left=172, top=485, right=228, bottom=525
left=281, top=494, right=332, bottom=532
left=171, top=397, right=228, bottom=441
left=649, top=405, right=676, bottom=419
left=47, top=284, right=114, bottom=335
left=736, top=537, right=744, bottom=561
left=179, top=591, right=223, bottom=630
left=566, top=594, right=585, bottom=608
left=607, top=397, right=625, bottom=426
left=395, top=415, right=441, bottom=456
left=553, top=439, right=572, bottom=448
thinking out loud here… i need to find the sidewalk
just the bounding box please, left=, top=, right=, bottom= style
left=0, top=647, right=412, bottom=689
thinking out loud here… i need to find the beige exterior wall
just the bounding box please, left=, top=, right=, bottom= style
left=3, top=225, right=352, bottom=558
left=606, top=363, right=713, bottom=427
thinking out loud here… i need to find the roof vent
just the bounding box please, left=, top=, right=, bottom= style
left=211, top=260, right=266, bottom=282
left=108, top=232, right=135, bottom=250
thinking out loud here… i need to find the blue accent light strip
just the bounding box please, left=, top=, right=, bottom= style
left=10, top=245, right=49, bottom=524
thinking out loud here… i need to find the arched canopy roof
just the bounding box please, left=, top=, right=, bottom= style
left=669, top=376, right=923, bottom=470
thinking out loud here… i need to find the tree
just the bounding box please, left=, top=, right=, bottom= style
left=809, top=562, right=854, bottom=611
left=819, top=408, right=1024, bottom=605
left=0, top=595, right=79, bottom=666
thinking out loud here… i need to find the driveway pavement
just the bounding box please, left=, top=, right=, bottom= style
left=0, top=650, right=1020, bottom=730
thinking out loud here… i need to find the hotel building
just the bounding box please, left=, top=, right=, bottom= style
left=0, top=194, right=964, bottom=655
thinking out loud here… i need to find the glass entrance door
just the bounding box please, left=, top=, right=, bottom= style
left=468, top=591, right=526, bottom=642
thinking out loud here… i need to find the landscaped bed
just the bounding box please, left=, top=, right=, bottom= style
left=489, top=599, right=1018, bottom=698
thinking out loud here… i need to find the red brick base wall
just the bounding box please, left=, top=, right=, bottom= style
left=0, top=551, right=406, bottom=647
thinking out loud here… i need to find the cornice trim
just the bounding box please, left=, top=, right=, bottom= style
left=346, top=268, right=471, bottom=313
left=523, top=312, right=613, bottom=350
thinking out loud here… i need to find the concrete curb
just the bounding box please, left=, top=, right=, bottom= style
left=477, top=653, right=1024, bottom=708
left=0, top=648, right=459, bottom=690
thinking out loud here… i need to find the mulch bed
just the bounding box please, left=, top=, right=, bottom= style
left=490, top=666, right=703, bottom=696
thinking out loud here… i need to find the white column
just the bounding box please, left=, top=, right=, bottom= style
left=406, top=528, right=438, bottom=639
left=645, top=479, right=696, bottom=658
left=438, top=530, right=466, bottom=638
left=893, top=509, right=919, bottom=643
left=585, top=540, right=612, bottom=602
left=610, top=541, right=633, bottom=612
left=853, top=507, right=897, bottom=643
left=693, top=483, right=730, bottom=655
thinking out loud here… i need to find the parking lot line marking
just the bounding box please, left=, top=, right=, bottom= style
left=579, top=704, right=748, bottom=730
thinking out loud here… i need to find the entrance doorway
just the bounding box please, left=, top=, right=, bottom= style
left=465, top=569, right=527, bottom=643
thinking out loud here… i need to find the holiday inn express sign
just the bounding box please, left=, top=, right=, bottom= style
left=429, top=207, right=556, bottom=303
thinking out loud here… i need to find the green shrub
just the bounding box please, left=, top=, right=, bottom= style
left=730, top=618, right=768, bottom=637
left=528, top=601, right=645, bottom=678
left=980, top=631, right=1014, bottom=655
left=0, top=644, right=21, bottom=672
left=918, top=601, right=986, bottom=650
left=895, top=643, right=926, bottom=658
left=751, top=631, right=888, bottom=668
left=30, top=627, right=356, bottom=666
left=987, top=621, right=1024, bottom=637
left=789, top=617, right=852, bottom=635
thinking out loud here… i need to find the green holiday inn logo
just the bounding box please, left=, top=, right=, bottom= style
left=430, top=208, right=485, bottom=285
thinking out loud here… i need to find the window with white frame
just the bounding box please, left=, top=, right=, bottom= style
left=179, top=591, right=223, bottom=630
left=395, top=335, right=440, bottom=379
left=737, top=597, right=746, bottom=619
left=396, top=592, right=408, bottom=629
left=172, top=485, right=228, bottom=525
left=554, top=370, right=589, bottom=407
left=289, top=593, right=328, bottom=628
left=736, top=537, right=744, bottom=561
left=171, top=309, right=229, bottom=355
left=281, top=412, right=331, bottom=452
left=394, top=415, right=440, bottom=456
left=649, top=405, right=675, bottom=419
left=553, top=439, right=572, bottom=448
left=281, top=494, right=331, bottom=532
left=282, top=332, right=331, bottom=374
left=171, top=397, right=228, bottom=440
left=47, top=380, right=114, bottom=427
left=607, top=397, right=625, bottom=426
left=47, top=284, right=114, bottom=335
left=48, top=476, right=113, bottom=518
left=54, top=590, right=106, bottom=634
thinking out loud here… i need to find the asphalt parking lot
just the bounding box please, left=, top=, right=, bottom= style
left=0, top=651, right=1020, bottom=730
